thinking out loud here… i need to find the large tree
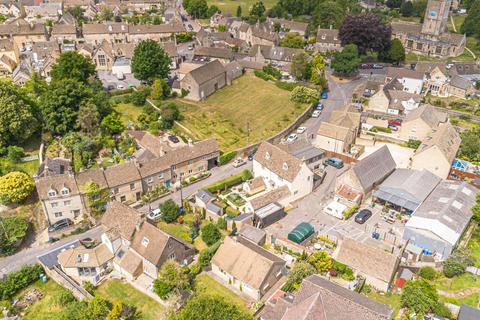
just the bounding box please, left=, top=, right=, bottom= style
left=170, top=295, right=253, bottom=320
left=400, top=0, right=414, bottom=17
left=185, top=0, right=209, bottom=18
left=385, top=38, right=406, bottom=64
left=314, top=1, right=345, bottom=29
left=0, top=80, right=38, bottom=148
left=0, top=215, right=29, bottom=255
left=331, top=44, right=361, bottom=76
left=290, top=52, right=309, bottom=80
left=250, top=1, right=266, bottom=17
left=0, top=171, right=35, bottom=204
left=280, top=32, right=305, bottom=48
left=131, top=40, right=171, bottom=81
left=401, top=280, right=439, bottom=314
left=309, top=53, right=326, bottom=86
left=461, top=0, right=480, bottom=36
left=77, top=101, right=100, bottom=135
left=339, top=13, right=392, bottom=55
left=50, top=51, right=96, bottom=83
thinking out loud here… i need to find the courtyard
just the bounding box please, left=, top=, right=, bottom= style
left=177, top=74, right=309, bottom=152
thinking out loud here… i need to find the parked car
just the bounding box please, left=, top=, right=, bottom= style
left=372, top=64, right=384, bottom=69
left=247, top=149, right=257, bottom=161
left=355, top=209, right=372, bottom=224
left=232, top=158, right=246, bottom=168
left=48, top=218, right=72, bottom=233
left=297, top=126, right=307, bottom=134
left=147, top=208, right=162, bottom=222
left=324, top=157, right=344, bottom=169
left=168, top=135, right=180, bottom=143
left=116, top=84, right=125, bottom=90
left=187, top=44, right=193, bottom=50
left=286, top=133, right=298, bottom=143
left=320, top=91, right=328, bottom=99
left=187, top=24, right=193, bottom=30
left=388, top=119, right=402, bottom=126
left=316, top=103, right=324, bottom=110
left=312, top=110, right=321, bottom=118
left=387, top=124, right=398, bottom=131
left=80, top=237, right=97, bottom=248
left=360, top=63, right=372, bottom=69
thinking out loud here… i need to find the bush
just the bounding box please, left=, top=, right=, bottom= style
left=275, top=81, right=299, bottom=91
left=372, top=126, right=392, bottom=133
left=160, top=199, right=180, bottom=223
left=55, top=291, right=76, bottom=306
left=443, top=250, right=474, bottom=278
left=262, top=64, right=282, bottom=80
left=0, top=264, right=43, bottom=300
left=343, top=204, right=359, bottom=220
left=254, top=70, right=276, bottom=81
left=418, top=267, right=437, bottom=280
left=216, top=217, right=227, bottom=230
left=7, top=146, right=24, bottom=163
left=332, top=260, right=355, bottom=281
left=129, top=87, right=150, bottom=106
left=0, top=215, right=29, bottom=255
left=406, top=139, right=421, bottom=149
left=290, top=86, right=318, bottom=103
left=199, top=241, right=221, bottom=267
left=201, top=223, right=222, bottom=246
left=219, top=151, right=237, bottom=165
left=205, top=170, right=253, bottom=193
left=83, top=281, right=96, bottom=295
left=153, top=279, right=173, bottom=299
left=282, top=261, right=315, bottom=292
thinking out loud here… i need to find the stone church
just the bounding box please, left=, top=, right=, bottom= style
left=392, top=0, right=466, bottom=58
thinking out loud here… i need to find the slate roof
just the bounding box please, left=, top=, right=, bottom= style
left=194, top=46, right=234, bottom=59
left=37, top=157, right=72, bottom=178
left=260, top=275, right=393, bottom=320
left=455, top=63, right=480, bottom=76
left=450, top=75, right=473, bottom=91
left=254, top=141, right=304, bottom=183
left=269, top=18, right=308, bottom=34
left=335, top=239, right=399, bottom=284
left=187, top=60, right=226, bottom=85
left=386, top=67, right=424, bottom=80
left=212, top=236, right=285, bottom=290
left=373, top=169, right=441, bottom=211
left=239, top=225, right=266, bottom=245
left=458, top=304, right=480, bottom=320
left=316, top=28, right=340, bottom=44
left=51, top=24, right=76, bottom=35
left=329, top=110, right=361, bottom=129
left=317, top=122, right=351, bottom=141
left=352, top=145, right=396, bottom=192
left=37, top=240, right=81, bottom=269
left=250, top=185, right=290, bottom=210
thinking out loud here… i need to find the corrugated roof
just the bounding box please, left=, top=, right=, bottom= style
left=352, top=145, right=396, bottom=191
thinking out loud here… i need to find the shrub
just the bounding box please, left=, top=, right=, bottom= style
left=343, top=204, right=359, bottom=220
left=406, top=139, right=421, bottom=149
left=55, top=291, right=76, bottom=306
left=83, top=281, right=96, bottom=294
left=219, top=151, right=237, bottom=165
left=332, top=260, right=355, bottom=281
left=7, top=146, right=24, bottom=163
left=201, top=223, right=222, bottom=246
left=254, top=70, right=276, bottom=81
left=282, top=261, right=315, bottom=292
left=153, top=279, right=173, bottom=299
left=199, top=241, right=221, bottom=266
left=372, top=126, right=392, bottom=133
left=307, top=251, right=332, bottom=273
left=129, top=87, right=150, bottom=106
left=418, top=267, right=437, bottom=280
left=262, top=64, right=282, bottom=80
left=205, top=170, right=253, bottom=193
left=0, top=264, right=43, bottom=300
left=216, top=217, right=227, bottom=230
left=290, top=86, right=318, bottom=103
left=443, top=250, right=474, bottom=278
left=160, top=199, right=179, bottom=223
left=0, top=215, right=29, bottom=255
left=275, top=81, right=299, bottom=91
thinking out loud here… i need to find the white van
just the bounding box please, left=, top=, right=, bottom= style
left=324, top=201, right=347, bottom=219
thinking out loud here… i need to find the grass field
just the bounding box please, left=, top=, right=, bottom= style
left=114, top=102, right=143, bottom=126
left=206, top=0, right=277, bottom=15
left=21, top=280, right=71, bottom=320
left=194, top=274, right=251, bottom=313
left=96, top=280, right=165, bottom=320
left=178, top=74, right=308, bottom=152
left=366, top=291, right=402, bottom=317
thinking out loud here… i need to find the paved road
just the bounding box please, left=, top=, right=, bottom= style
left=0, top=226, right=104, bottom=277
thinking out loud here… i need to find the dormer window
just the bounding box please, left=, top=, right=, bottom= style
left=265, top=152, right=270, bottom=160
left=321, top=34, right=326, bottom=40
left=48, top=189, right=57, bottom=197
left=142, top=237, right=150, bottom=247
left=61, top=187, right=69, bottom=195
left=283, top=162, right=289, bottom=171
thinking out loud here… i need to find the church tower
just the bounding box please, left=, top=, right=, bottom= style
left=421, top=0, right=452, bottom=37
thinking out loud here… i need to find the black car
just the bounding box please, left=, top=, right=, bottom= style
left=48, top=218, right=72, bottom=232
left=247, top=149, right=257, bottom=161
left=355, top=209, right=372, bottom=224
left=168, top=135, right=180, bottom=143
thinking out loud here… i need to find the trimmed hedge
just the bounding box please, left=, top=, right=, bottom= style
left=0, top=264, right=44, bottom=300
left=219, top=151, right=237, bottom=166
left=254, top=70, right=276, bottom=81
left=275, top=81, right=300, bottom=91
left=205, top=170, right=253, bottom=193
left=290, top=86, right=318, bottom=103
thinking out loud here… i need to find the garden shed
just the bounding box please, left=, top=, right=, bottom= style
left=288, top=222, right=314, bottom=244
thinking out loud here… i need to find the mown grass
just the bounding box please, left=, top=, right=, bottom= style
left=206, top=0, right=277, bottom=15
left=366, top=291, right=402, bottom=318
left=178, top=74, right=308, bottom=152
left=20, top=280, right=71, bottom=320
left=113, top=102, right=144, bottom=126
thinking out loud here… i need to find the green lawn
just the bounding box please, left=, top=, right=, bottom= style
left=156, top=214, right=208, bottom=250
left=178, top=74, right=308, bottom=152
left=21, top=280, right=72, bottom=320
left=366, top=291, right=402, bottom=318
left=440, top=292, right=480, bottom=308
left=96, top=279, right=165, bottom=320
left=468, top=225, right=480, bottom=267
left=194, top=274, right=251, bottom=313
left=114, top=102, right=143, bottom=126
left=435, top=273, right=480, bottom=292
left=207, top=0, right=277, bottom=15
left=0, top=158, right=39, bottom=176
left=448, top=15, right=465, bottom=33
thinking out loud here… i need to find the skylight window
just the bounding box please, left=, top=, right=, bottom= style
left=283, top=162, right=289, bottom=171
left=438, top=197, right=449, bottom=203
left=142, top=237, right=150, bottom=247
left=452, top=200, right=463, bottom=210
left=462, top=188, right=472, bottom=196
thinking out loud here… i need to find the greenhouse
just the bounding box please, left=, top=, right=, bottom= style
left=287, top=222, right=314, bottom=244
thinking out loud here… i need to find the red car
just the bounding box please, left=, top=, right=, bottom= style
left=360, top=63, right=372, bottom=69
left=388, top=119, right=402, bottom=126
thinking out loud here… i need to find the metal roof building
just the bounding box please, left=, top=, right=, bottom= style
left=373, top=169, right=441, bottom=213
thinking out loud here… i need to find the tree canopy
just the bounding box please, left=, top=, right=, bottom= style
left=160, top=199, right=180, bottom=223
left=339, top=13, right=392, bottom=55
left=458, top=128, right=480, bottom=163
left=0, top=80, right=39, bottom=148
left=170, top=295, right=253, bottom=320
left=184, top=0, right=209, bottom=18
left=385, top=38, right=406, bottom=64
left=280, top=32, right=305, bottom=48
left=290, top=52, right=309, bottom=80
left=331, top=44, right=361, bottom=76
left=461, top=0, right=480, bottom=37
left=131, top=40, right=172, bottom=81
left=50, top=51, right=96, bottom=83
left=201, top=223, right=222, bottom=246
left=0, top=171, right=35, bottom=204
left=0, top=215, right=29, bottom=255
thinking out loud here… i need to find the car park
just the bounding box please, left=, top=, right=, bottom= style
left=297, top=126, right=307, bottom=134
left=147, top=208, right=162, bottom=222
left=286, top=133, right=298, bottom=143
left=48, top=218, right=72, bottom=233
left=355, top=209, right=373, bottom=224
left=312, top=110, right=321, bottom=118
left=168, top=135, right=180, bottom=143
left=324, top=157, right=344, bottom=169
left=232, top=158, right=246, bottom=168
